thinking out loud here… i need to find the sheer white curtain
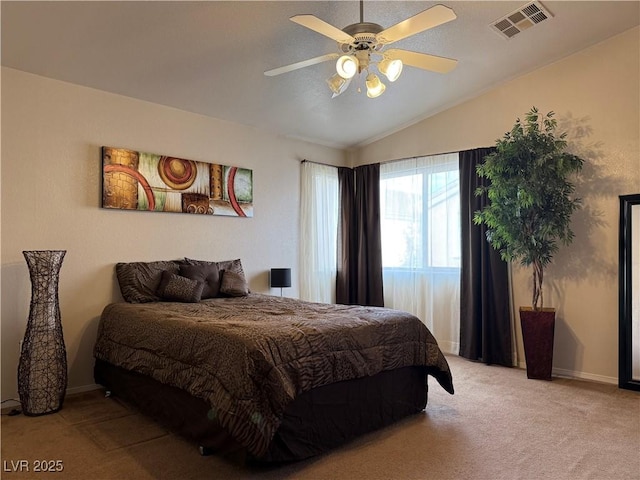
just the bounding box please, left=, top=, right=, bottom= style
left=380, top=153, right=461, bottom=354
left=300, top=161, right=339, bottom=303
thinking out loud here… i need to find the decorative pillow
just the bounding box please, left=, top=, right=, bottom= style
left=184, top=258, right=249, bottom=295
left=184, top=257, right=244, bottom=274
left=179, top=263, right=220, bottom=299
left=116, top=260, right=182, bottom=303
left=219, top=270, right=249, bottom=297
left=217, top=258, right=245, bottom=276
left=157, top=271, right=204, bottom=303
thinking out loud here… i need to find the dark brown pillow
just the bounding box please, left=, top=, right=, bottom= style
left=217, top=258, right=245, bottom=277
left=157, top=271, right=204, bottom=303
left=184, top=258, right=249, bottom=295
left=184, top=257, right=245, bottom=275
left=179, top=263, right=220, bottom=299
left=219, top=270, right=249, bottom=297
left=116, top=260, right=182, bottom=303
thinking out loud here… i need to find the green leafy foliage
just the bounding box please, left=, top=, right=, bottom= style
left=474, top=108, right=584, bottom=310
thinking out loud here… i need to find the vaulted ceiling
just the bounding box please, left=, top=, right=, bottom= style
left=2, top=1, right=639, bottom=148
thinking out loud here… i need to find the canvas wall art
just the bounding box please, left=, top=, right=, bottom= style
left=102, top=147, right=253, bottom=217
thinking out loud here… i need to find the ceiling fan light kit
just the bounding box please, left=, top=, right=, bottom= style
left=365, top=73, right=386, bottom=98
left=336, top=55, right=358, bottom=79
left=378, top=58, right=403, bottom=82
left=327, top=74, right=351, bottom=97
left=265, top=2, right=459, bottom=99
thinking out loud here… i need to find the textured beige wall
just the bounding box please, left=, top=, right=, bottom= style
left=355, top=27, right=640, bottom=383
left=0, top=68, right=346, bottom=399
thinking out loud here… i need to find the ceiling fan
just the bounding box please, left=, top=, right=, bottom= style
left=264, top=1, right=458, bottom=98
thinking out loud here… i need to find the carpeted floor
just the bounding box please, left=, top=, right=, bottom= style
left=1, top=355, right=638, bottom=480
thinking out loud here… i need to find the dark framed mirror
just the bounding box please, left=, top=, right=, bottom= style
left=619, top=194, right=640, bottom=391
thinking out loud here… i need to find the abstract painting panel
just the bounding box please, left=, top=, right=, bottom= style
left=102, top=147, right=253, bottom=217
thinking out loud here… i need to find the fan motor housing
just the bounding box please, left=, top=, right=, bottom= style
left=342, top=22, right=383, bottom=50
left=343, top=22, right=384, bottom=36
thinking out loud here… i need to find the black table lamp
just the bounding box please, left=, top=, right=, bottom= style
left=270, top=268, right=291, bottom=297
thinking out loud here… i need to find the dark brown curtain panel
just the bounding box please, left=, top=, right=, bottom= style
left=336, top=164, right=384, bottom=307
left=459, top=148, right=513, bottom=366
left=336, top=167, right=356, bottom=304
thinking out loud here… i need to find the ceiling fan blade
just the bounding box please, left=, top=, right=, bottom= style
left=264, top=53, right=339, bottom=77
left=385, top=49, right=458, bottom=74
left=290, top=15, right=355, bottom=44
left=376, top=5, right=456, bottom=45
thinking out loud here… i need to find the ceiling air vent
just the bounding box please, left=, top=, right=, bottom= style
left=490, top=2, right=553, bottom=39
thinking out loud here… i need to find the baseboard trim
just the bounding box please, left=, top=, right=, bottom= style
left=516, top=361, right=617, bottom=385
left=2, top=384, right=102, bottom=410
left=1, top=399, right=20, bottom=410
left=551, top=367, right=617, bottom=385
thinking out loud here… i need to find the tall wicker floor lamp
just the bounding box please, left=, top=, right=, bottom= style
left=18, top=250, right=68, bottom=416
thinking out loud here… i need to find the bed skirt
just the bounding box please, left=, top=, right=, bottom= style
left=94, top=359, right=428, bottom=462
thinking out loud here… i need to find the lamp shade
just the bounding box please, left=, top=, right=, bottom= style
left=336, top=55, right=357, bottom=79
left=366, top=73, right=386, bottom=98
left=270, top=268, right=292, bottom=288
left=326, top=74, right=350, bottom=97
left=378, top=58, right=403, bottom=82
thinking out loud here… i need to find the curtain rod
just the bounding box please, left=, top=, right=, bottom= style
left=302, top=154, right=458, bottom=169
left=380, top=149, right=458, bottom=165
left=377, top=146, right=494, bottom=166
left=302, top=147, right=493, bottom=169
left=300, top=159, right=344, bottom=169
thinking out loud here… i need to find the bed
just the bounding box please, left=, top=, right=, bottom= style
left=93, top=259, right=454, bottom=462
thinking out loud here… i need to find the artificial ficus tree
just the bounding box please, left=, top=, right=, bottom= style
left=474, top=107, right=584, bottom=310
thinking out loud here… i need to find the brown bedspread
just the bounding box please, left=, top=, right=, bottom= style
left=93, top=294, right=453, bottom=457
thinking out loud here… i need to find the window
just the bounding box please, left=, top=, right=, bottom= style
left=380, top=153, right=460, bottom=270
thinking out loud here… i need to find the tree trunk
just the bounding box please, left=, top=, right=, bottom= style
left=532, top=261, right=544, bottom=310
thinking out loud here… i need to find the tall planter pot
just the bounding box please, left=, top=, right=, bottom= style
left=519, top=307, right=555, bottom=380
left=18, top=250, right=68, bottom=416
